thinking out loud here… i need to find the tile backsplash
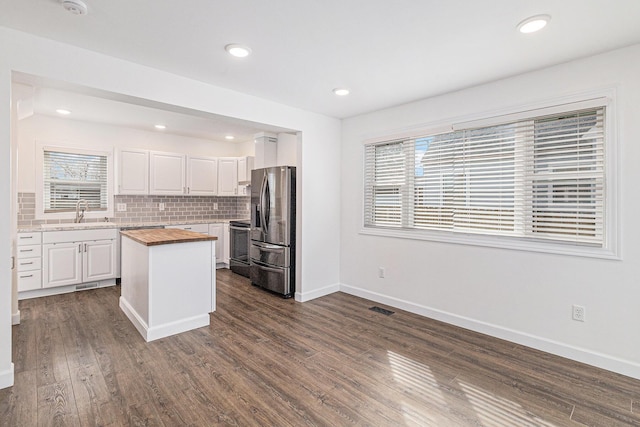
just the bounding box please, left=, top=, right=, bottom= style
left=18, top=192, right=250, bottom=227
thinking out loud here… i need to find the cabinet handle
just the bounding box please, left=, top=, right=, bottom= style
left=20, top=261, right=34, bottom=265
left=20, top=274, right=34, bottom=279
left=187, top=187, right=190, bottom=194
left=84, top=243, right=87, bottom=253
left=79, top=244, right=82, bottom=253
left=20, top=236, right=33, bottom=239
left=19, top=249, right=33, bottom=253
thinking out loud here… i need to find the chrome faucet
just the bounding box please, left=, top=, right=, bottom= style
left=75, top=199, right=89, bottom=223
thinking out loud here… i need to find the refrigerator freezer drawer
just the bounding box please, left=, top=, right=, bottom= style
left=250, top=242, right=289, bottom=268
left=250, top=261, right=292, bottom=297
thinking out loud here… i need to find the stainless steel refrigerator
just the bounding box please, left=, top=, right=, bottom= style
left=250, top=166, right=296, bottom=298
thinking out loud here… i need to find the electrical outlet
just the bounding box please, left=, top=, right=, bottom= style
left=158, top=203, right=165, bottom=211
left=117, top=203, right=127, bottom=212
left=214, top=202, right=218, bottom=210
left=572, top=305, right=586, bottom=322
left=378, top=267, right=385, bottom=278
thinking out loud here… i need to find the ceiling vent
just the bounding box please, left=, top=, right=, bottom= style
left=62, top=0, right=88, bottom=15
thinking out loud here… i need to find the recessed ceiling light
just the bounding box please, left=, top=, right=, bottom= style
left=154, top=124, right=166, bottom=130
left=517, top=14, right=551, bottom=34
left=225, top=44, right=252, bottom=58
left=56, top=109, right=71, bottom=115
left=225, top=135, right=235, bottom=140
left=333, top=88, right=350, bottom=96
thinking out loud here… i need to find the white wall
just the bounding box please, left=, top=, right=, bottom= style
left=17, top=114, right=247, bottom=192
left=0, top=26, right=341, bottom=389
left=341, top=44, right=640, bottom=379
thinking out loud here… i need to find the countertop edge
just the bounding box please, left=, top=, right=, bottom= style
left=18, top=218, right=249, bottom=233
left=121, top=229, right=218, bottom=246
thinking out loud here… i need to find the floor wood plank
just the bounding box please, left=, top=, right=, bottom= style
left=4, top=269, right=640, bottom=426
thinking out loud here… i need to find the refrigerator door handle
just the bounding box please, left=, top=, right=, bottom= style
left=260, top=173, right=268, bottom=235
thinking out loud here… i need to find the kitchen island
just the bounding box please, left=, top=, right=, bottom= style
left=119, top=228, right=217, bottom=342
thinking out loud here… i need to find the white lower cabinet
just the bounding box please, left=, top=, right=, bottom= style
left=17, top=232, right=43, bottom=292
left=42, top=229, right=118, bottom=289
left=84, top=240, right=118, bottom=282
left=223, top=223, right=230, bottom=265
left=208, top=223, right=225, bottom=268
left=43, top=242, right=82, bottom=288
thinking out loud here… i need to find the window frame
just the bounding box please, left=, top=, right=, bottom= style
left=35, top=142, right=114, bottom=221
left=360, top=91, right=620, bottom=260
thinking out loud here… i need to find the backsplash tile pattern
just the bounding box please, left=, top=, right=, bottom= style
left=18, top=192, right=250, bottom=227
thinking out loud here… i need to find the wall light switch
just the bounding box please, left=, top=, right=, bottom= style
left=246, top=203, right=250, bottom=210
left=158, top=203, right=165, bottom=211
left=214, top=202, right=218, bottom=210
left=117, top=203, right=127, bottom=212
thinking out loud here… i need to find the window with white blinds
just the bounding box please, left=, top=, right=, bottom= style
left=364, top=106, right=606, bottom=249
left=43, top=150, right=109, bottom=212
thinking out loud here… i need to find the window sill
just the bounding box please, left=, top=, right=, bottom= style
left=359, top=226, right=621, bottom=260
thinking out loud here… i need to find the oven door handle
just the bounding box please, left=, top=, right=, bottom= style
left=229, top=226, right=249, bottom=231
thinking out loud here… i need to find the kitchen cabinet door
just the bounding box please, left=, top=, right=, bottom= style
left=187, top=156, right=218, bottom=196
left=223, top=223, right=230, bottom=265
left=43, top=242, right=82, bottom=288
left=150, top=151, right=186, bottom=195
left=118, top=149, right=149, bottom=194
left=83, top=240, right=117, bottom=282
left=218, top=158, right=238, bottom=196
left=208, top=223, right=224, bottom=268
left=237, top=156, right=254, bottom=196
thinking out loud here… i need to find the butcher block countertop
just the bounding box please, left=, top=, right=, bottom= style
left=120, top=228, right=217, bottom=246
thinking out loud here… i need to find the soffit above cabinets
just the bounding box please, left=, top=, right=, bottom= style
left=12, top=74, right=295, bottom=144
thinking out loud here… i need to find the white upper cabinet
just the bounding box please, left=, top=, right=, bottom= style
left=187, top=156, right=218, bottom=196
left=150, top=151, right=186, bottom=195
left=117, top=149, right=149, bottom=195
left=237, top=156, right=254, bottom=196
left=218, top=158, right=238, bottom=196
left=118, top=149, right=250, bottom=197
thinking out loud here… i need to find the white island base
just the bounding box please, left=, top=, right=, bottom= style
left=119, top=229, right=216, bottom=342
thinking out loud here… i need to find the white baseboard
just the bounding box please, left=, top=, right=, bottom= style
left=146, top=315, right=210, bottom=342
left=0, top=363, right=14, bottom=389
left=295, top=282, right=340, bottom=302
left=119, top=296, right=209, bottom=342
left=12, top=310, right=20, bottom=325
left=119, top=296, right=149, bottom=341
left=340, top=283, right=640, bottom=380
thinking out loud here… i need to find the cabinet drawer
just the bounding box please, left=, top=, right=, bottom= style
left=17, top=257, right=42, bottom=272
left=17, top=244, right=42, bottom=259
left=18, top=270, right=42, bottom=292
left=18, top=232, right=42, bottom=245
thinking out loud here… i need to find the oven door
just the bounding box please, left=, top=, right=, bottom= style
left=229, top=225, right=250, bottom=264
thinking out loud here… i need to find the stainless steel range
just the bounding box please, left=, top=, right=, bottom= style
left=229, top=220, right=250, bottom=277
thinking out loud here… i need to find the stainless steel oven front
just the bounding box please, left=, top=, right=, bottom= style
left=229, top=220, right=251, bottom=277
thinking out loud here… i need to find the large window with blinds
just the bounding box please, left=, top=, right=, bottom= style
left=363, top=103, right=613, bottom=256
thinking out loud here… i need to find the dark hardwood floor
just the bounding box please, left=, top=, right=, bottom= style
left=2, top=269, right=640, bottom=426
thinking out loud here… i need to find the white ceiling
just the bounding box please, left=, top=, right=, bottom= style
left=3, top=0, right=640, bottom=121
left=13, top=77, right=293, bottom=143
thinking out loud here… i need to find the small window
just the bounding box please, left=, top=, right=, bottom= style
left=43, top=150, right=108, bottom=212
left=36, top=144, right=114, bottom=220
